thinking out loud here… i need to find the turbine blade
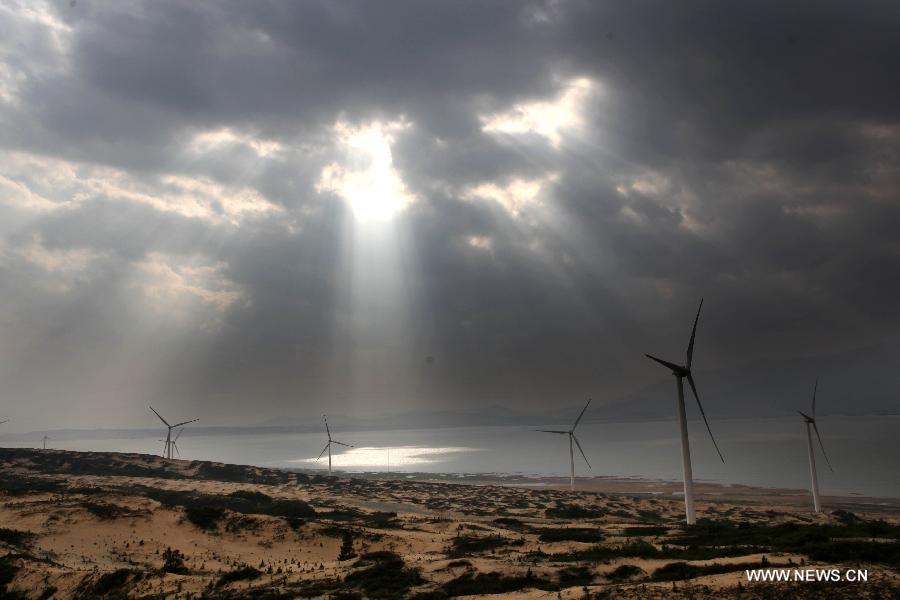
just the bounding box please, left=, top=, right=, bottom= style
left=572, top=398, right=591, bottom=430
left=316, top=442, right=330, bottom=461
left=172, top=418, right=199, bottom=428
left=797, top=410, right=813, bottom=421
left=149, top=406, right=170, bottom=427
left=331, top=440, right=353, bottom=447
left=323, top=415, right=331, bottom=440
left=687, top=373, right=725, bottom=463
left=536, top=430, right=568, bottom=434
left=173, top=444, right=180, bottom=457
left=687, top=299, right=703, bottom=369
left=812, top=377, right=818, bottom=418
left=173, top=430, right=183, bottom=442
left=812, top=422, right=834, bottom=472
left=572, top=434, right=591, bottom=469
left=645, top=354, right=683, bottom=373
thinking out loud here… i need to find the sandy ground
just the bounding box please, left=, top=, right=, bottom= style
left=0, top=447, right=897, bottom=599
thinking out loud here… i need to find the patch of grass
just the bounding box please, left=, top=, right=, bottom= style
left=229, top=489, right=272, bottom=502
left=162, top=547, right=188, bottom=575
left=622, top=526, right=668, bottom=537
left=445, top=559, right=471, bottom=569
left=805, top=541, right=900, bottom=567
left=542, top=540, right=762, bottom=562
left=0, top=473, right=66, bottom=496
left=89, top=569, right=142, bottom=596
left=672, top=519, right=900, bottom=567
left=345, top=556, right=424, bottom=599
left=141, top=487, right=316, bottom=523
left=605, top=564, right=643, bottom=582
left=675, top=519, right=900, bottom=547
left=537, top=527, right=604, bottom=543
left=355, top=551, right=402, bottom=566
left=556, top=565, right=594, bottom=587
left=492, top=517, right=526, bottom=530
left=440, top=571, right=556, bottom=596
left=0, top=529, right=34, bottom=548
left=448, top=535, right=524, bottom=558
left=650, top=559, right=766, bottom=581
left=545, top=504, right=605, bottom=519
left=217, top=566, right=262, bottom=588
left=185, top=505, right=225, bottom=530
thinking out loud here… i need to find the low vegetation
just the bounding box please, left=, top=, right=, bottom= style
left=537, top=527, right=604, bottom=543
left=448, top=535, right=524, bottom=557
left=344, top=553, right=424, bottom=599
left=216, top=566, right=262, bottom=588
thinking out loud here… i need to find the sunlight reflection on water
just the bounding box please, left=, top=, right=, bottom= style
left=292, top=445, right=480, bottom=467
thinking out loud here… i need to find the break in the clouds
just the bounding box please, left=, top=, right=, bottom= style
left=1, top=0, right=899, bottom=429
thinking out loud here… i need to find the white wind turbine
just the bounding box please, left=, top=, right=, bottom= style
left=41, top=435, right=51, bottom=449
left=157, top=429, right=185, bottom=458
left=645, top=299, right=724, bottom=525
left=798, top=378, right=833, bottom=513
left=149, top=406, right=198, bottom=460
left=316, top=415, right=353, bottom=475
left=537, top=399, right=592, bottom=491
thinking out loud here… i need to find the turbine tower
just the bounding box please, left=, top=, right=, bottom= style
left=157, top=430, right=185, bottom=457
left=316, top=415, right=353, bottom=475
left=537, top=399, right=592, bottom=491
left=798, top=378, right=833, bottom=513
left=645, top=299, right=724, bottom=525
left=42, top=435, right=51, bottom=449
left=149, top=406, right=198, bottom=460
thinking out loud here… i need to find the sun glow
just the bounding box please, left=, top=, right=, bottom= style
left=295, top=446, right=479, bottom=468
left=317, top=120, right=415, bottom=222
left=481, top=77, right=593, bottom=148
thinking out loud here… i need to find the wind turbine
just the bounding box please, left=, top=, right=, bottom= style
left=149, top=406, right=198, bottom=460
left=157, top=430, right=185, bottom=457
left=645, top=299, right=724, bottom=525
left=0, top=420, right=7, bottom=425
left=316, top=415, right=353, bottom=475
left=798, top=378, right=833, bottom=513
left=41, top=435, right=51, bottom=449
left=537, top=399, right=592, bottom=491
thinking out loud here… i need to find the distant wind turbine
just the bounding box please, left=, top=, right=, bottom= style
left=157, top=429, right=185, bottom=457
left=537, top=399, right=592, bottom=491
left=42, top=435, right=51, bottom=449
left=316, top=415, right=353, bottom=475
left=645, top=299, right=724, bottom=525
left=149, top=406, right=198, bottom=460
left=0, top=419, right=7, bottom=425
left=798, top=378, right=833, bottom=513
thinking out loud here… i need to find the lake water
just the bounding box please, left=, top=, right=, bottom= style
left=4, top=415, right=898, bottom=498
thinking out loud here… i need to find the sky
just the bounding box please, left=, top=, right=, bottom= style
left=1, top=1, right=899, bottom=430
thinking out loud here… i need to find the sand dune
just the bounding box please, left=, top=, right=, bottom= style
left=0, top=447, right=897, bottom=598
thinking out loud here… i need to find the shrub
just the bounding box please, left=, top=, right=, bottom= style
left=605, top=564, right=643, bottom=582
left=345, top=556, right=424, bottom=599
left=228, top=490, right=272, bottom=502
left=162, top=547, right=188, bottom=574
left=448, top=535, right=523, bottom=558
left=338, top=531, right=358, bottom=561
left=545, top=504, right=605, bottom=519
left=185, top=505, right=225, bottom=530
left=216, top=566, right=262, bottom=587
left=0, top=529, right=34, bottom=548
left=440, top=571, right=556, bottom=596
left=537, top=527, right=604, bottom=543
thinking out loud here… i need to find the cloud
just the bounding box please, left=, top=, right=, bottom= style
left=0, top=0, right=899, bottom=429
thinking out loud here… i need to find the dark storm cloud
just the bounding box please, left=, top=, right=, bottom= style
left=0, top=0, right=899, bottom=429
